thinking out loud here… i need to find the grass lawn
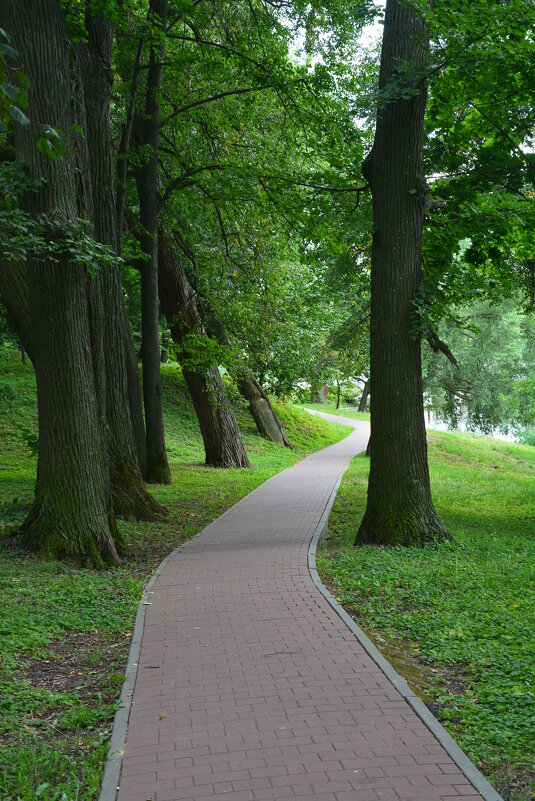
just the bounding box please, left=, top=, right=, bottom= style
left=317, top=429, right=535, bottom=801
left=0, top=351, right=349, bottom=801
left=296, top=400, right=370, bottom=423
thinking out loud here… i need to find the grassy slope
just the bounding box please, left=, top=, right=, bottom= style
left=318, top=429, right=535, bottom=801
left=296, top=401, right=370, bottom=422
left=0, top=353, right=349, bottom=801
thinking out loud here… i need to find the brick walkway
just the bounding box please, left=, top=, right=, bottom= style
left=116, top=415, right=486, bottom=801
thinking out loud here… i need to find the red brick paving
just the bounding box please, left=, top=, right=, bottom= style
left=117, top=418, right=484, bottom=801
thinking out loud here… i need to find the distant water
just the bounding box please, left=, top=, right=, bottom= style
left=424, top=410, right=517, bottom=443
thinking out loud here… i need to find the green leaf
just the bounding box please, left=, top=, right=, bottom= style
left=0, top=41, right=17, bottom=59
left=1, top=82, right=20, bottom=102
left=16, top=70, right=29, bottom=89
left=9, top=105, right=29, bottom=126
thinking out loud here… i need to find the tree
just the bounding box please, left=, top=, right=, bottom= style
left=1, top=0, right=123, bottom=564
left=356, top=0, right=449, bottom=546
left=158, top=231, right=251, bottom=467
left=133, top=0, right=171, bottom=484
left=0, top=0, right=162, bottom=565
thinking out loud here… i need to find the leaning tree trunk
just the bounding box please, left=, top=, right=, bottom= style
left=158, top=232, right=250, bottom=467
left=201, top=304, right=291, bottom=447
left=134, top=0, right=171, bottom=484
left=81, top=14, right=163, bottom=517
left=358, top=379, right=370, bottom=412
left=2, top=0, right=122, bottom=565
left=356, top=0, right=449, bottom=547
left=237, top=375, right=291, bottom=447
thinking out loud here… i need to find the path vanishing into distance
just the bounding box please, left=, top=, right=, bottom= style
left=101, top=412, right=500, bottom=801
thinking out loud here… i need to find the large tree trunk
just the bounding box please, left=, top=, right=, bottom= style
left=356, top=0, right=448, bottom=547
left=2, top=0, right=122, bottom=565
left=81, top=13, right=163, bottom=517
left=134, top=0, right=171, bottom=484
left=358, top=379, right=370, bottom=412
left=0, top=262, right=34, bottom=362
left=158, top=233, right=251, bottom=467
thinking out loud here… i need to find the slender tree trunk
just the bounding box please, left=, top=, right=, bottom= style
left=134, top=0, right=171, bottom=484
left=356, top=0, right=449, bottom=547
left=336, top=380, right=341, bottom=410
left=358, top=379, right=370, bottom=412
left=158, top=232, right=250, bottom=467
left=2, top=0, right=122, bottom=565
left=81, top=13, right=163, bottom=517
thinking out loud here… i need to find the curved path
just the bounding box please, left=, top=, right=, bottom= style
left=108, top=414, right=493, bottom=801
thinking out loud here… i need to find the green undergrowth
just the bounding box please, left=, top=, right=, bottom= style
left=317, top=429, right=535, bottom=801
left=0, top=352, right=348, bottom=801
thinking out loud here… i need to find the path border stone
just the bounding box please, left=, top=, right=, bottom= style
left=98, top=414, right=504, bottom=801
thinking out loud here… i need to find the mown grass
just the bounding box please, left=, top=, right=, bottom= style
left=296, top=400, right=370, bottom=422
left=0, top=351, right=349, bottom=801
left=317, top=429, right=535, bottom=801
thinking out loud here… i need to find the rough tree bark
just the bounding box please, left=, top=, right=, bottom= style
left=356, top=0, right=449, bottom=546
left=81, top=14, right=161, bottom=517
left=358, top=379, right=370, bottom=412
left=0, top=263, right=33, bottom=361
left=2, top=0, right=122, bottom=565
left=134, top=0, right=171, bottom=484
left=158, top=232, right=250, bottom=467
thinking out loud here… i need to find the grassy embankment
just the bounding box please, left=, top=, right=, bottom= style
left=0, top=351, right=349, bottom=801
left=297, top=400, right=370, bottom=423
left=317, top=407, right=535, bottom=801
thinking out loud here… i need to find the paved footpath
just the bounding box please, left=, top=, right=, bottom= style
left=114, top=414, right=489, bottom=801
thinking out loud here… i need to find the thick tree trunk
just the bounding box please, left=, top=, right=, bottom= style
left=356, top=0, right=448, bottom=547
left=358, top=379, right=370, bottom=412
left=183, top=365, right=251, bottom=467
left=0, top=262, right=33, bottom=361
left=81, top=14, right=163, bottom=517
left=158, top=232, right=250, bottom=467
left=2, top=0, right=122, bottom=565
left=134, top=0, right=171, bottom=484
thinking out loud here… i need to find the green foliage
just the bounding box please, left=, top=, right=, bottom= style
left=318, top=430, right=535, bottom=799
left=423, top=297, right=535, bottom=434
left=0, top=163, right=119, bottom=274
left=0, top=27, right=30, bottom=130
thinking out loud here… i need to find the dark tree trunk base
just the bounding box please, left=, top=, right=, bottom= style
left=146, top=457, right=173, bottom=485
left=21, top=500, right=124, bottom=568
left=356, top=506, right=450, bottom=547
left=110, top=443, right=167, bottom=519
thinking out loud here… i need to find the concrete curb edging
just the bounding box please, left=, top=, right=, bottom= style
left=98, top=540, right=182, bottom=801
left=308, top=465, right=504, bottom=801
